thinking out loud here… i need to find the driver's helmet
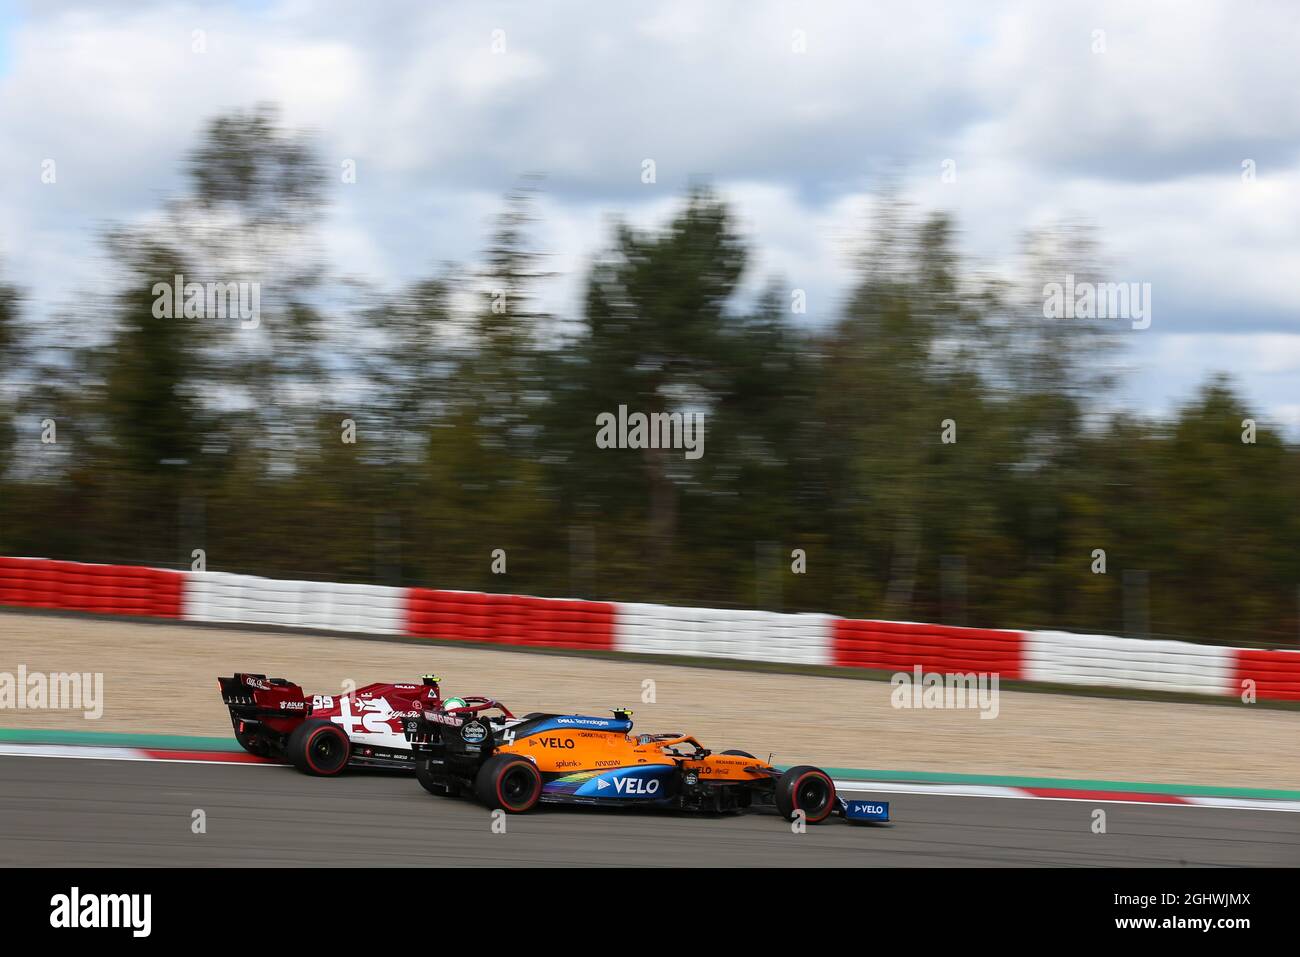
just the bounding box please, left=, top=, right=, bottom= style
left=443, top=696, right=468, bottom=711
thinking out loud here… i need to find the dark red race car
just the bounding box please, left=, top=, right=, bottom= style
left=218, top=672, right=497, bottom=775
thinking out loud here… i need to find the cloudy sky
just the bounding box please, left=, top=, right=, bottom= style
left=1, top=0, right=1297, bottom=431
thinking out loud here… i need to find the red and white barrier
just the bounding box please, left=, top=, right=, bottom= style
left=0, top=557, right=184, bottom=619
left=1021, top=630, right=1236, bottom=696
left=184, top=572, right=407, bottom=636
left=405, top=588, right=616, bottom=652
left=1, top=557, right=1297, bottom=700
left=1232, top=648, right=1300, bottom=702
left=615, top=603, right=833, bottom=665
left=833, top=620, right=1024, bottom=677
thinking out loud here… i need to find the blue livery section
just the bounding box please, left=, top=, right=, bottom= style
left=575, top=765, right=674, bottom=799
left=840, top=798, right=890, bottom=822
left=520, top=715, right=633, bottom=737
left=543, top=764, right=675, bottom=800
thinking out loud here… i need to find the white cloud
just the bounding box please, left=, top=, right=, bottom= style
left=0, top=0, right=1296, bottom=432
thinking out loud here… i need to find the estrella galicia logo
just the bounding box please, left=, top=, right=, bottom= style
left=461, top=720, right=487, bottom=744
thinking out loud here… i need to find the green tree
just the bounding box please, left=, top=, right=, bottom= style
left=558, top=189, right=748, bottom=590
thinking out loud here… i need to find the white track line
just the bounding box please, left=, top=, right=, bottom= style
left=832, top=779, right=1300, bottom=813
left=0, top=742, right=275, bottom=766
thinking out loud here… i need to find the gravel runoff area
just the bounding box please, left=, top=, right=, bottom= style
left=2, top=610, right=1297, bottom=790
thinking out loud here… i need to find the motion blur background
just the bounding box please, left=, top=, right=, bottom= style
left=0, top=1, right=1297, bottom=649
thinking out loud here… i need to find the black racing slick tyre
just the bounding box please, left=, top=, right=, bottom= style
left=287, top=719, right=351, bottom=776
left=774, top=765, right=836, bottom=824
left=230, top=713, right=272, bottom=757
left=475, top=754, right=542, bottom=813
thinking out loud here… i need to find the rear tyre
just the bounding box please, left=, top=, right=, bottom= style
left=774, top=765, right=836, bottom=824
left=287, top=719, right=351, bottom=776
left=475, top=755, right=542, bottom=813
left=230, top=713, right=271, bottom=757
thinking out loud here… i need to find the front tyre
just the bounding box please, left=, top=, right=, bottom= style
left=286, top=719, right=351, bottom=776
left=475, top=755, right=542, bottom=813
left=774, top=765, right=836, bottom=824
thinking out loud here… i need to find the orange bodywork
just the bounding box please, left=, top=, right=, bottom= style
left=497, top=729, right=770, bottom=782
left=402, top=705, right=860, bottom=822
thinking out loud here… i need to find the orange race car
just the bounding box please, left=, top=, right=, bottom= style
left=401, top=698, right=890, bottom=825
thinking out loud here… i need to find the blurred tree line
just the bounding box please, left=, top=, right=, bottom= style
left=1, top=107, right=1296, bottom=648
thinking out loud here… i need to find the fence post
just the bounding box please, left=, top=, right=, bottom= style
left=569, top=524, right=595, bottom=599
left=755, top=540, right=781, bottom=611
left=940, top=554, right=967, bottom=626
left=1123, top=569, right=1150, bottom=640
left=374, top=512, right=401, bottom=586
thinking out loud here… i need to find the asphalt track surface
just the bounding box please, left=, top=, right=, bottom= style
left=2, top=755, right=1297, bottom=866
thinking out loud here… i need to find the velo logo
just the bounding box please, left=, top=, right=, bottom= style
left=599, top=774, right=661, bottom=796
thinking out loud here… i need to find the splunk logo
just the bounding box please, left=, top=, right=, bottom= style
left=595, top=405, right=704, bottom=460
left=50, top=887, right=151, bottom=937
left=890, top=665, right=1000, bottom=720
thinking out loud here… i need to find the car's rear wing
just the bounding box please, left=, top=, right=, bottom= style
left=218, top=673, right=311, bottom=717
left=401, top=711, right=457, bottom=749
